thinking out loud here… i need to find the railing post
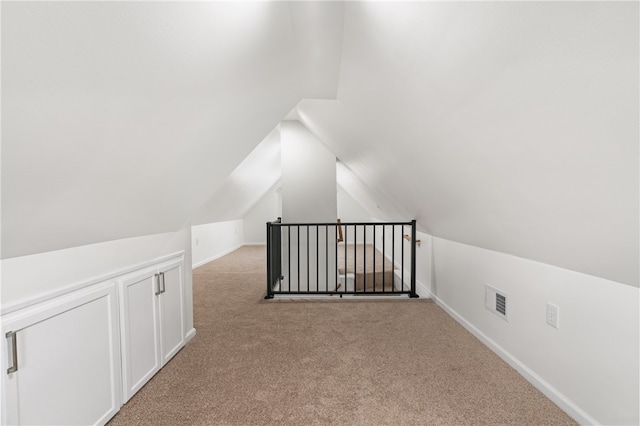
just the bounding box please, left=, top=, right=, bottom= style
left=275, top=218, right=282, bottom=289
left=410, top=219, right=419, bottom=298
left=265, top=221, right=274, bottom=299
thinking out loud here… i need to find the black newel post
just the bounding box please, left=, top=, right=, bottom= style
left=265, top=221, right=274, bottom=299
left=410, top=219, right=419, bottom=298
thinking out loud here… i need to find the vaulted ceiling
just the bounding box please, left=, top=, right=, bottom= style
left=2, top=2, right=638, bottom=286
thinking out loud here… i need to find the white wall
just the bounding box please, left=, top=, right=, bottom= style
left=1, top=229, right=195, bottom=334
left=337, top=181, right=375, bottom=248
left=336, top=182, right=374, bottom=246
left=243, top=182, right=281, bottom=244
left=280, top=121, right=337, bottom=291
left=337, top=183, right=375, bottom=222
left=280, top=121, right=337, bottom=223
left=414, top=231, right=432, bottom=298
left=2, top=230, right=186, bottom=304
left=431, top=237, right=639, bottom=425
left=191, top=220, right=244, bottom=268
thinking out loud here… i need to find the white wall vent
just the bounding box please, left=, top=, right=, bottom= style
left=485, top=284, right=508, bottom=321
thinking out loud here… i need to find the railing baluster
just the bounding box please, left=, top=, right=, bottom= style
left=354, top=224, right=357, bottom=293
left=373, top=225, right=376, bottom=293
left=392, top=225, right=395, bottom=293
left=382, top=225, right=386, bottom=293
left=401, top=225, right=405, bottom=294
left=363, top=224, right=367, bottom=293
left=298, top=225, right=300, bottom=291
left=344, top=225, right=347, bottom=294
left=288, top=226, right=291, bottom=293
left=336, top=226, right=346, bottom=291
left=326, top=225, right=329, bottom=292
left=307, top=225, right=310, bottom=292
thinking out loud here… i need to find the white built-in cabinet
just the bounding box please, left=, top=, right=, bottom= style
left=119, top=259, right=185, bottom=402
left=1, top=282, right=122, bottom=426
left=1, top=253, right=189, bottom=426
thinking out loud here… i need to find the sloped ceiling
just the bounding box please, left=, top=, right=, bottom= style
left=289, top=1, right=344, bottom=99
left=2, top=2, right=638, bottom=286
left=191, top=127, right=282, bottom=226
left=1, top=2, right=338, bottom=258
left=306, top=2, right=638, bottom=286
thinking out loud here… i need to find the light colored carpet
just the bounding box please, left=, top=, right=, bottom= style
left=108, top=245, right=575, bottom=425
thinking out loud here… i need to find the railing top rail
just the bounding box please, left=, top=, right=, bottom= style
left=270, top=221, right=414, bottom=227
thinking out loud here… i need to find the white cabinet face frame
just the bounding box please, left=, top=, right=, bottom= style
left=1, top=282, right=122, bottom=426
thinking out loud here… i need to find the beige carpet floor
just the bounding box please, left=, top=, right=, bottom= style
left=108, top=246, right=575, bottom=425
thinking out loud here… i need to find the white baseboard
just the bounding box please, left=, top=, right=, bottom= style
left=431, top=294, right=597, bottom=426
left=243, top=242, right=266, bottom=246
left=185, top=328, right=196, bottom=343
left=415, top=278, right=431, bottom=298
left=192, top=244, right=243, bottom=269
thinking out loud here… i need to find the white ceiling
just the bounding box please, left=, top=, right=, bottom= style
left=288, top=1, right=344, bottom=99
left=326, top=2, right=638, bottom=286
left=2, top=2, right=638, bottom=286
left=2, top=2, right=302, bottom=257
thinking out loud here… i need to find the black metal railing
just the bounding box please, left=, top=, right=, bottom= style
left=265, top=220, right=418, bottom=299
left=266, top=217, right=282, bottom=293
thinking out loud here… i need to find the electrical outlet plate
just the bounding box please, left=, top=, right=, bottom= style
left=546, top=302, right=559, bottom=329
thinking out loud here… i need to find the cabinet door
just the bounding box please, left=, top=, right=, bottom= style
left=1, top=283, right=121, bottom=426
left=158, top=260, right=185, bottom=365
left=119, top=269, right=161, bottom=402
